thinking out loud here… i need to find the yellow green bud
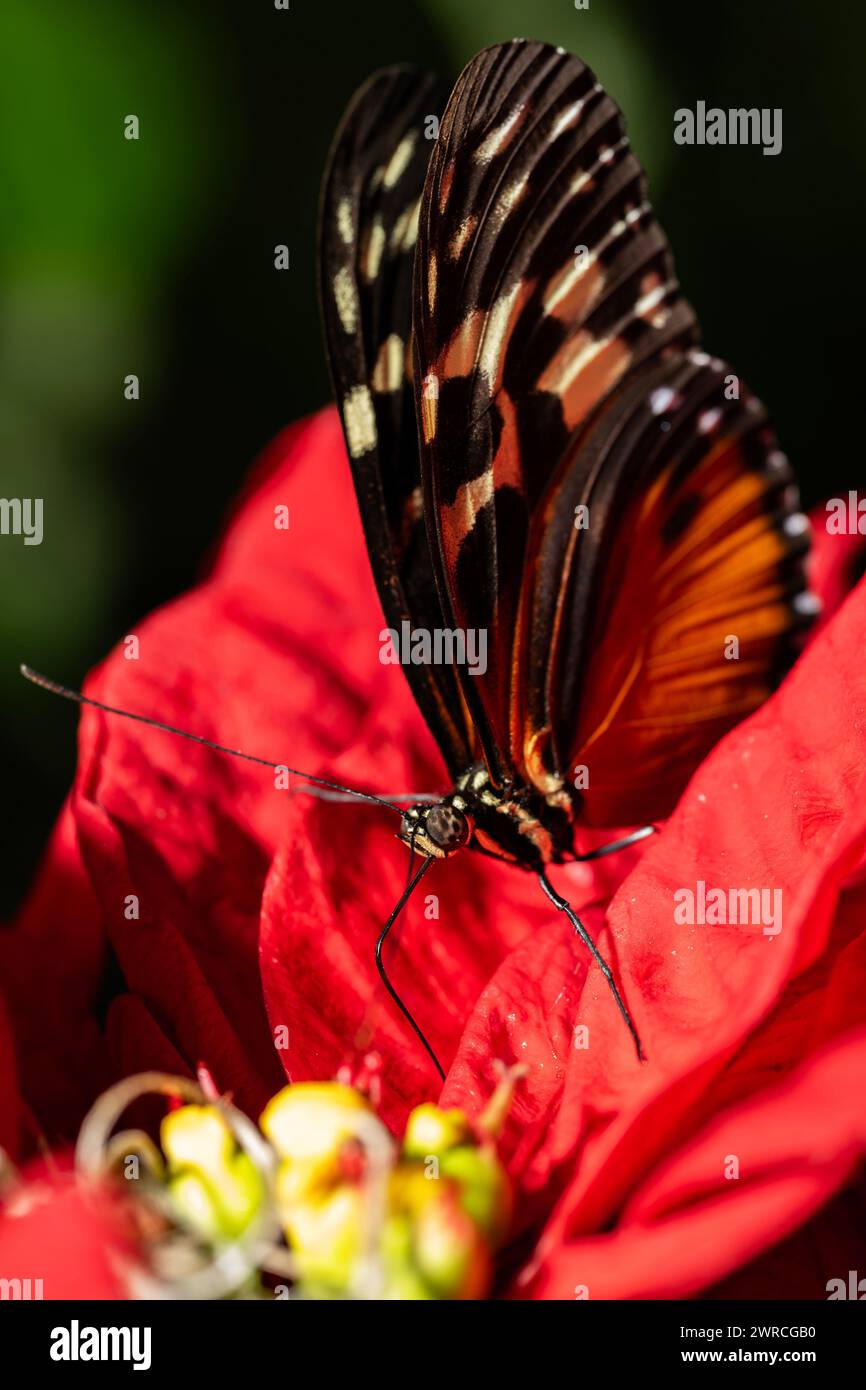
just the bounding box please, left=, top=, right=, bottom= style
left=167, top=1171, right=224, bottom=1244
left=412, top=1191, right=491, bottom=1299
left=161, top=1105, right=234, bottom=1176
left=403, top=1103, right=471, bottom=1159
left=439, top=1144, right=512, bottom=1244
left=281, top=1183, right=367, bottom=1290
left=260, top=1082, right=371, bottom=1164
left=160, top=1104, right=264, bottom=1242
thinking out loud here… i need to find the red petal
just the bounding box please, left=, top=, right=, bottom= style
left=0, top=1171, right=129, bottom=1300
left=259, top=771, right=648, bottom=1131
left=7, top=410, right=387, bottom=1127
left=0, top=801, right=108, bottom=1144
left=807, top=501, right=866, bottom=633
left=0, top=989, right=20, bottom=1160
left=513, top=1029, right=866, bottom=1299
left=444, top=579, right=866, bottom=1288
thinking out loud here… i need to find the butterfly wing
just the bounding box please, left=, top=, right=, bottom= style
left=323, top=44, right=814, bottom=830
left=319, top=65, right=472, bottom=775
left=517, top=351, right=815, bottom=824
left=413, top=40, right=698, bottom=788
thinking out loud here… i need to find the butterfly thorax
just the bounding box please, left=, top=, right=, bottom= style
left=399, top=764, right=575, bottom=870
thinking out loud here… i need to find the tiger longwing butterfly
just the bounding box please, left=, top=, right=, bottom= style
left=23, top=40, right=816, bottom=1085
left=318, top=40, right=815, bottom=1069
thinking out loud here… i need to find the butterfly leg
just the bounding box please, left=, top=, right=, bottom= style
left=574, top=824, right=657, bottom=862
left=404, top=820, right=421, bottom=888
left=537, top=870, right=646, bottom=1062
left=375, top=856, right=445, bottom=1082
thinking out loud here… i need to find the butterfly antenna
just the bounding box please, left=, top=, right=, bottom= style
left=20, top=665, right=407, bottom=816
left=538, top=869, right=645, bottom=1062
left=289, top=789, right=440, bottom=804
left=375, top=856, right=443, bottom=1082
left=574, top=824, right=657, bottom=861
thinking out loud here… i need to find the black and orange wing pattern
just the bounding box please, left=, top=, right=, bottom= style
left=520, top=351, right=814, bottom=824
left=412, top=41, right=699, bottom=788
left=412, top=41, right=813, bottom=820
left=318, top=66, right=471, bottom=775
left=322, top=40, right=815, bottom=835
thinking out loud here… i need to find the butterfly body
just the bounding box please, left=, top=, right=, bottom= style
left=399, top=762, right=574, bottom=867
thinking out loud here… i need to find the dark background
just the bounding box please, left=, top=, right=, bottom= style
left=2, top=0, right=864, bottom=913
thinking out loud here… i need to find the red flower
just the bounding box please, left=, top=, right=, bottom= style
left=0, top=1168, right=129, bottom=1301
left=3, top=407, right=865, bottom=1297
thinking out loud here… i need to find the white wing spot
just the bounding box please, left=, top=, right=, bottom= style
left=783, top=512, right=810, bottom=539
left=649, top=386, right=677, bottom=415
left=697, top=406, right=722, bottom=434
left=794, top=591, right=822, bottom=616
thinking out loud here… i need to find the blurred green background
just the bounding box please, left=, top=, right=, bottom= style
left=1, top=0, right=863, bottom=912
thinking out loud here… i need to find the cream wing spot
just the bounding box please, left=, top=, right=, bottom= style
left=383, top=132, right=417, bottom=189
left=488, top=172, right=529, bottom=231
left=477, top=282, right=521, bottom=390
left=360, top=219, right=386, bottom=283
left=390, top=197, right=420, bottom=253
left=336, top=197, right=354, bottom=247
left=371, top=334, right=405, bottom=394
left=342, top=385, right=377, bottom=458
left=448, top=214, right=478, bottom=261
left=475, top=105, right=525, bottom=163
left=333, top=266, right=359, bottom=334
left=544, top=252, right=600, bottom=318
left=548, top=88, right=599, bottom=143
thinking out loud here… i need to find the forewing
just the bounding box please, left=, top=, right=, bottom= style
left=413, top=40, right=697, bottom=785
left=319, top=66, right=471, bottom=774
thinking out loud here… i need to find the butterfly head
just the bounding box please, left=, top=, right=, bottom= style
left=399, top=797, right=473, bottom=860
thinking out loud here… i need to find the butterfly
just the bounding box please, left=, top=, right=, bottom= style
left=317, top=40, right=815, bottom=1068
left=24, top=41, right=815, bottom=1083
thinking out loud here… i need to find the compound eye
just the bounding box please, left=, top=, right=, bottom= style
left=425, top=804, right=470, bottom=852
